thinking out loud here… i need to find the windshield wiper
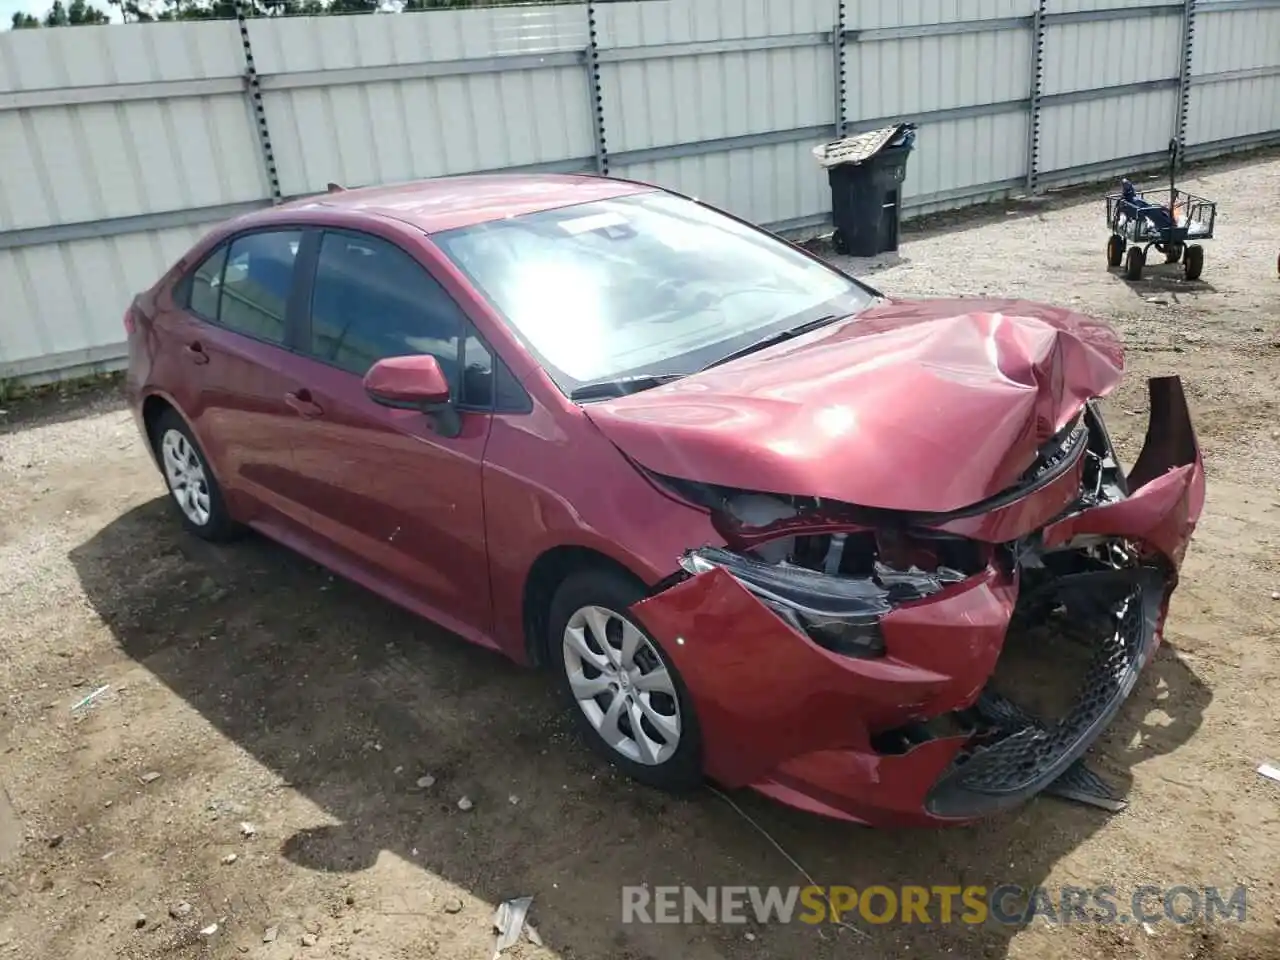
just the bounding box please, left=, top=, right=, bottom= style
left=701, top=314, right=848, bottom=371
left=570, top=373, right=687, bottom=402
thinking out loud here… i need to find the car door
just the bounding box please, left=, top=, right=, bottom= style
left=170, top=227, right=316, bottom=537
left=282, top=228, right=497, bottom=640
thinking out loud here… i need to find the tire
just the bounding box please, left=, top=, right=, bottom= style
left=151, top=409, right=241, bottom=542
left=548, top=568, right=702, bottom=791
left=831, top=229, right=850, bottom=256
left=1183, top=244, right=1204, bottom=282
left=1164, top=242, right=1184, bottom=264
left=1124, top=246, right=1146, bottom=282
left=1106, top=235, right=1125, bottom=268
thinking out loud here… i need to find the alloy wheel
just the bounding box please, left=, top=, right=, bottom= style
left=160, top=428, right=212, bottom=527
left=561, top=605, right=682, bottom=766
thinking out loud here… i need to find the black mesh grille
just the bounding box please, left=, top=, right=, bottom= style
left=925, top=568, right=1163, bottom=819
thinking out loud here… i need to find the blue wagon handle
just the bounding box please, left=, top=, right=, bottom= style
left=1104, top=137, right=1215, bottom=282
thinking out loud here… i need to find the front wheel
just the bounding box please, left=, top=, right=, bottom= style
left=152, top=409, right=241, bottom=542
left=549, top=569, right=702, bottom=791
left=1183, top=244, right=1204, bottom=282
left=1124, top=246, right=1146, bottom=281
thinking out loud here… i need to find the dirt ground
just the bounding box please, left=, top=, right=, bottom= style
left=2, top=151, right=1280, bottom=960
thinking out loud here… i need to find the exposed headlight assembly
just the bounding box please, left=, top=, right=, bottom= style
left=680, top=546, right=966, bottom=659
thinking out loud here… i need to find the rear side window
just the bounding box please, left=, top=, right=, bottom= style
left=218, top=231, right=302, bottom=344
left=307, top=231, right=465, bottom=384
left=188, top=245, right=227, bottom=320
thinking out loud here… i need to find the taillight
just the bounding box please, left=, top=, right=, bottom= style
left=124, top=306, right=137, bottom=335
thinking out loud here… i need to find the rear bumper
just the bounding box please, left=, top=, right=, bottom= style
left=631, top=377, right=1204, bottom=826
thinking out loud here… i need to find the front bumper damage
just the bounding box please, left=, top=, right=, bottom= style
left=630, top=377, right=1204, bottom=826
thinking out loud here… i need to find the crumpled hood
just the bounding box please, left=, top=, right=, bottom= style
left=582, top=298, right=1125, bottom=513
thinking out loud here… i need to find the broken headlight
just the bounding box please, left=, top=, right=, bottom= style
left=680, top=546, right=965, bottom=659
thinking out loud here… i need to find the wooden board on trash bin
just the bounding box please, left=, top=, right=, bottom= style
left=812, top=125, right=903, bottom=168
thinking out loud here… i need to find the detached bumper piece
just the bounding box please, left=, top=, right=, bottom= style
left=971, top=694, right=1127, bottom=813
left=925, top=566, right=1165, bottom=819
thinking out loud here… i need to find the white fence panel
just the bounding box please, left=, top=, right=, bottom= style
left=847, top=20, right=1033, bottom=201
left=1039, top=89, right=1179, bottom=178
left=1038, top=5, right=1183, bottom=181
left=905, top=111, right=1031, bottom=206
left=614, top=142, right=830, bottom=229
left=847, top=0, right=1030, bottom=29
left=602, top=46, right=832, bottom=153
left=0, top=20, right=260, bottom=231
left=1040, top=13, right=1182, bottom=95
left=0, top=225, right=207, bottom=378
left=596, top=0, right=837, bottom=230
left=1045, top=0, right=1178, bottom=12
left=0, top=19, right=264, bottom=381
left=848, top=28, right=1032, bottom=119
left=249, top=7, right=595, bottom=197
left=1186, top=3, right=1280, bottom=146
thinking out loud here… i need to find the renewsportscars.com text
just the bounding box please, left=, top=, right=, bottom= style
left=621, top=884, right=1248, bottom=926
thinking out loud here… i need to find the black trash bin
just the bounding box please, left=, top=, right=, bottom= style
left=813, top=123, right=916, bottom=257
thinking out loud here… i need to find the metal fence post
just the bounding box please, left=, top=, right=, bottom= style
left=833, top=0, right=847, bottom=137
left=1174, top=0, right=1198, bottom=171
left=1024, top=0, right=1048, bottom=193
left=585, top=0, right=609, bottom=176
left=234, top=0, right=282, bottom=204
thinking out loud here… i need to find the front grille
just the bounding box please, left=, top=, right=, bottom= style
left=924, top=567, right=1163, bottom=819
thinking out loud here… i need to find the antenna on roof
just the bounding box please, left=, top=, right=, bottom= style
left=326, top=182, right=346, bottom=193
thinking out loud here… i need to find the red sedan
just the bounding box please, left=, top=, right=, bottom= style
left=124, top=174, right=1204, bottom=826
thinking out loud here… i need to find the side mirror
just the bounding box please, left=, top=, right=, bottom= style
left=363, top=355, right=460, bottom=438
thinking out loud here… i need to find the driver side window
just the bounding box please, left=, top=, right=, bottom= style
left=308, top=231, right=464, bottom=385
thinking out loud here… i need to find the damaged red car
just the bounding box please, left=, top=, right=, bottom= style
left=124, top=174, right=1205, bottom=827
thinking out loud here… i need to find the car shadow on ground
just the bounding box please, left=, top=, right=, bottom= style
left=70, top=499, right=1213, bottom=960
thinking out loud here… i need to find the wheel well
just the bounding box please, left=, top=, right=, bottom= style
left=522, top=546, right=647, bottom=668
left=141, top=394, right=175, bottom=451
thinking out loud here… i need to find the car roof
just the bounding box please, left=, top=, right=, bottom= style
left=275, top=173, right=658, bottom=234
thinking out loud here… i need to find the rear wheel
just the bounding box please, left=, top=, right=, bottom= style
left=1183, top=244, right=1204, bottom=282
left=152, top=409, right=240, bottom=542
left=1124, top=246, right=1146, bottom=281
left=1106, top=235, right=1125, bottom=268
left=548, top=568, right=702, bottom=791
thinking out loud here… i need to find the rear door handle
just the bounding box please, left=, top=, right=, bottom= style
left=184, top=342, right=210, bottom=365
left=285, top=390, right=324, bottom=419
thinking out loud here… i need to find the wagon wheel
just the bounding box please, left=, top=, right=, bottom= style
left=1124, top=246, right=1146, bottom=282
left=1106, top=235, right=1125, bottom=268
left=1183, top=244, right=1204, bottom=282
left=1165, top=242, right=1184, bottom=263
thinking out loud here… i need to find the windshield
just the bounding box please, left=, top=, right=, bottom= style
left=432, top=191, right=876, bottom=396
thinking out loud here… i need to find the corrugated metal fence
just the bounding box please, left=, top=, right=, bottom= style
left=1, top=0, right=1278, bottom=384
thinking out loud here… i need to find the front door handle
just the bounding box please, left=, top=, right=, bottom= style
left=285, top=391, right=323, bottom=419
left=185, top=342, right=210, bottom=365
